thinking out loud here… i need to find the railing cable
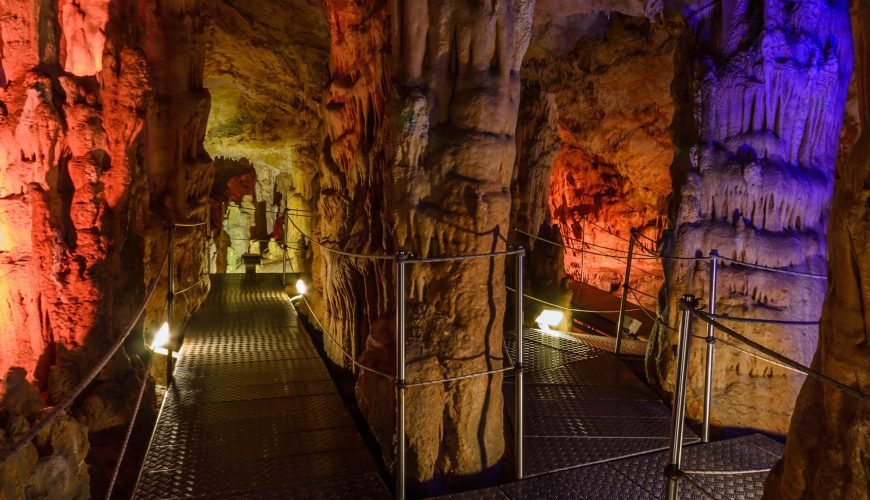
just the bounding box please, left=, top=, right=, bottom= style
left=0, top=242, right=170, bottom=468
left=301, top=295, right=395, bottom=380
left=690, top=307, right=869, bottom=401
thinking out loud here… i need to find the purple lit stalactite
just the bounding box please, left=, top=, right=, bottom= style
left=650, top=0, right=853, bottom=434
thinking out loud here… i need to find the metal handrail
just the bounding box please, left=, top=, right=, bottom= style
left=664, top=295, right=869, bottom=499
left=691, top=307, right=868, bottom=401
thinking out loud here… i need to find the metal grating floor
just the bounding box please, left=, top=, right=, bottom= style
left=437, top=434, right=783, bottom=499
left=504, top=329, right=699, bottom=477
left=438, top=331, right=783, bottom=499
left=134, top=274, right=389, bottom=499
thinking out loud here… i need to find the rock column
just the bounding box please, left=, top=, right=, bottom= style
left=650, top=0, right=853, bottom=433
left=317, top=0, right=534, bottom=492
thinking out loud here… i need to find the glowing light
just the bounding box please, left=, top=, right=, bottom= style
left=295, top=279, right=307, bottom=295
left=535, top=309, right=564, bottom=334
left=151, top=322, right=170, bottom=351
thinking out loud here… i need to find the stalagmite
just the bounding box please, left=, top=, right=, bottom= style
left=650, top=0, right=853, bottom=434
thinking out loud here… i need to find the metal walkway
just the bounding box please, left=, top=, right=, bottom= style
left=441, top=329, right=782, bottom=499
left=505, top=328, right=700, bottom=476
left=134, top=274, right=389, bottom=499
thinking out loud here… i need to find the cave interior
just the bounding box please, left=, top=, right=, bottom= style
left=0, top=0, right=868, bottom=499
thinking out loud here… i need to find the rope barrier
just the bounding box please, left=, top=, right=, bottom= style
left=300, top=295, right=395, bottom=380
left=708, top=312, right=819, bottom=326
left=0, top=243, right=171, bottom=468
left=407, top=249, right=525, bottom=264
left=515, top=227, right=658, bottom=262
left=628, top=286, right=657, bottom=300
left=689, top=306, right=869, bottom=401
left=627, top=288, right=678, bottom=333
left=718, top=256, right=826, bottom=279
left=105, top=352, right=155, bottom=499
left=405, top=366, right=513, bottom=387
left=683, top=468, right=772, bottom=475
left=713, top=337, right=806, bottom=375
left=173, top=274, right=209, bottom=296
left=287, top=218, right=396, bottom=261
left=505, top=285, right=641, bottom=314
left=173, top=221, right=207, bottom=228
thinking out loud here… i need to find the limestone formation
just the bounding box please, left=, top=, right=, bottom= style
left=520, top=12, right=682, bottom=305
left=764, top=4, right=869, bottom=497
left=310, top=0, right=535, bottom=492
left=0, top=0, right=211, bottom=496
left=650, top=0, right=854, bottom=434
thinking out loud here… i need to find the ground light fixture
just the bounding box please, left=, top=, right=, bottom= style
left=535, top=309, right=564, bottom=334
left=295, top=279, right=307, bottom=295
left=150, top=322, right=170, bottom=350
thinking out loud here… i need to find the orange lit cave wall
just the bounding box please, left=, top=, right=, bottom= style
left=520, top=12, right=685, bottom=305
left=0, top=0, right=210, bottom=497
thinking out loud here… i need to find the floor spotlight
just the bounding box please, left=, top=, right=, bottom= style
left=535, top=309, right=564, bottom=335
left=295, top=279, right=307, bottom=295
left=151, top=322, right=170, bottom=351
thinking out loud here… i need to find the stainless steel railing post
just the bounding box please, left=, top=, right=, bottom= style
left=614, top=228, right=637, bottom=355
left=579, top=216, right=586, bottom=283
left=204, top=213, right=210, bottom=275
left=395, top=251, right=409, bottom=500
left=282, top=208, right=288, bottom=285
left=166, top=224, right=175, bottom=384
left=702, top=250, right=718, bottom=442
left=515, top=247, right=525, bottom=480
left=665, top=294, right=696, bottom=499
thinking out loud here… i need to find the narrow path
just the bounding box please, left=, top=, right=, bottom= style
left=134, top=274, right=389, bottom=499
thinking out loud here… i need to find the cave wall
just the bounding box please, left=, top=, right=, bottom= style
left=0, top=0, right=210, bottom=496
left=764, top=3, right=868, bottom=497
left=649, top=0, right=853, bottom=434
left=518, top=10, right=681, bottom=306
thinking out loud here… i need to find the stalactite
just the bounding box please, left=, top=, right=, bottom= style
left=651, top=0, right=852, bottom=434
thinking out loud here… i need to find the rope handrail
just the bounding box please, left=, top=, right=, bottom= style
left=105, top=351, right=156, bottom=498
left=515, top=227, right=657, bottom=261
left=405, top=366, right=513, bottom=387
left=683, top=468, right=772, bottom=475
left=687, top=304, right=869, bottom=401
left=717, top=256, right=826, bottom=279
left=505, top=285, right=641, bottom=313
left=287, top=217, right=396, bottom=260
left=288, top=217, right=526, bottom=263
left=708, top=312, right=819, bottom=326
left=173, top=220, right=207, bottom=228
left=407, top=248, right=525, bottom=264
left=0, top=243, right=171, bottom=468
left=301, top=295, right=395, bottom=380
left=300, top=296, right=513, bottom=386
left=714, top=337, right=805, bottom=375
left=628, top=288, right=677, bottom=332
left=515, top=226, right=829, bottom=280
left=173, top=274, right=210, bottom=296
left=231, top=206, right=314, bottom=217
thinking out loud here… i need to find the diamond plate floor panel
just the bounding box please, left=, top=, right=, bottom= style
left=433, top=434, right=781, bottom=499
left=135, top=274, right=387, bottom=499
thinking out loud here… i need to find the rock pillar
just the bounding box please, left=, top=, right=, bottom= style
left=649, top=0, right=853, bottom=433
